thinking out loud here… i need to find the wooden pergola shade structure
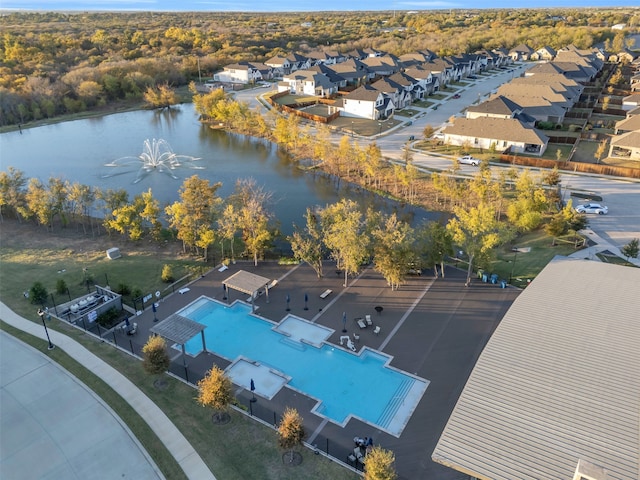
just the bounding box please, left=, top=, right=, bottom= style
left=222, top=270, right=272, bottom=312
left=150, top=313, right=207, bottom=368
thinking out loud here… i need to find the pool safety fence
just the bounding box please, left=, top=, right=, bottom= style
left=57, top=316, right=378, bottom=475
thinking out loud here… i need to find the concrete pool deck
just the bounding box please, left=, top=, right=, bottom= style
left=129, top=260, right=520, bottom=479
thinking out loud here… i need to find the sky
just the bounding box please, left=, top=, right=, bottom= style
left=0, top=0, right=634, bottom=12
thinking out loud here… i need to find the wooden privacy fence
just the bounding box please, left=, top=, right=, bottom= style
left=498, top=155, right=640, bottom=179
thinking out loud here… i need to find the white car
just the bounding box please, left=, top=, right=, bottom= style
left=575, top=203, right=608, bottom=215
left=458, top=155, right=480, bottom=166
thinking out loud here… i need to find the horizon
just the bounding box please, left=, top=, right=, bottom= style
left=0, top=0, right=635, bottom=13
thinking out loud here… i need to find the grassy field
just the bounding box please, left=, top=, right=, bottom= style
left=488, top=230, right=580, bottom=288
left=0, top=243, right=201, bottom=319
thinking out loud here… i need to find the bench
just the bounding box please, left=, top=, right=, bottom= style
left=320, top=289, right=332, bottom=299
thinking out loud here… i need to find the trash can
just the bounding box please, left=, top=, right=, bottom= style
left=490, top=273, right=498, bottom=284
left=500, top=280, right=507, bottom=289
left=478, top=269, right=484, bottom=279
left=482, top=274, right=488, bottom=283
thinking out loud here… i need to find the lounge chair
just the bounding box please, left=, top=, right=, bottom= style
left=373, top=325, right=381, bottom=335
left=347, top=339, right=356, bottom=351
left=365, top=315, right=372, bottom=326
left=357, top=319, right=367, bottom=329
left=320, top=289, right=332, bottom=299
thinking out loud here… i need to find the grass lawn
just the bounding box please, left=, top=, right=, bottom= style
left=489, top=229, right=581, bottom=288
left=0, top=244, right=201, bottom=319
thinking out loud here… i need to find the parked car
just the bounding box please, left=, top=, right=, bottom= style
left=452, top=93, right=461, bottom=99
left=458, top=155, right=480, bottom=166
left=575, top=203, right=608, bottom=215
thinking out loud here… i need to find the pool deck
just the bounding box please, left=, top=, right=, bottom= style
left=125, top=260, right=520, bottom=480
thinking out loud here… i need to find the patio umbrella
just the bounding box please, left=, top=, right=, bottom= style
left=250, top=378, right=256, bottom=402
left=286, top=293, right=290, bottom=311
left=342, top=311, right=347, bottom=333
left=304, top=293, right=309, bottom=310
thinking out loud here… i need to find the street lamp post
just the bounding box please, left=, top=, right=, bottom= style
left=378, top=122, right=382, bottom=136
left=37, top=307, right=55, bottom=350
left=509, top=248, right=519, bottom=284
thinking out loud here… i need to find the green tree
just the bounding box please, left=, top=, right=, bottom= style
left=289, top=208, right=324, bottom=278
left=621, top=238, right=639, bottom=261
left=165, top=176, right=222, bottom=255
left=320, top=199, right=370, bottom=287
left=595, top=139, right=608, bottom=164
left=447, top=202, right=512, bottom=286
left=29, top=281, right=48, bottom=305
left=142, top=335, right=170, bottom=385
left=416, top=221, right=454, bottom=278
left=228, top=179, right=273, bottom=266
left=545, top=201, right=588, bottom=245
left=0, top=166, right=28, bottom=222
left=364, top=446, right=397, bottom=480
left=277, top=407, right=305, bottom=464
left=371, top=213, right=415, bottom=290
left=143, top=83, right=179, bottom=109
left=197, top=365, right=233, bottom=422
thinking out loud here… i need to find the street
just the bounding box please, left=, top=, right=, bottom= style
left=234, top=64, right=640, bottom=250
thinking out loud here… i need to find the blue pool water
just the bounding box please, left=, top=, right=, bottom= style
left=180, top=298, right=425, bottom=433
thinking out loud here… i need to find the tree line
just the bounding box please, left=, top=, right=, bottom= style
left=2, top=8, right=634, bottom=126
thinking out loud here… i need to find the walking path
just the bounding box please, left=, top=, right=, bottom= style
left=567, top=228, right=640, bottom=266
left=0, top=301, right=216, bottom=480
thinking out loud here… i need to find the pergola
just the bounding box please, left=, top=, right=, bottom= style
left=222, top=270, right=272, bottom=312
left=150, top=313, right=207, bottom=369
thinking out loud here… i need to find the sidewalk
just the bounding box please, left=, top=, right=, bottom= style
left=568, top=228, right=640, bottom=266
left=0, top=302, right=216, bottom=480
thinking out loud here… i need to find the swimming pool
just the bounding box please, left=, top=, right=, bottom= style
left=179, top=297, right=428, bottom=436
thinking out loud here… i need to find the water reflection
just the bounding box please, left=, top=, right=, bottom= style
left=0, top=104, right=441, bottom=234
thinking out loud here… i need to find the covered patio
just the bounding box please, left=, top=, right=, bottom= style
left=150, top=313, right=207, bottom=369
left=222, top=270, right=273, bottom=312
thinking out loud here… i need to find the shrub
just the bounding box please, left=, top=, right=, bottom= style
left=29, top=282, right=48, bottom=305
left=161, top=264, right=174, bottom=283
left=96, top=307, right=123, bottom=328
left=117, top=283, right=131, bottom=296
left=55, top=279, right=68, bottom=295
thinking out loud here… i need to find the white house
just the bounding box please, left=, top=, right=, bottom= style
left=340, top=84, right=394, bottom=120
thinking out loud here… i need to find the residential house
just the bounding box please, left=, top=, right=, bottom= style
left=387, top=71, right=425, bottom=101
left=340, top=84, right=394, bottom=120
left=361, top=54, right=401, bottom=77
left=265, top=52, right=310, bottom=76
left=326, top=58, right=370, bottom=87
left=398, top=50, right=437, bottom=68
left=403, top=66, right=437, bottom=95
left=509, top=44, right=534, bottom=61
left=491, top=48, right=512, bottom=68
left=466, top=96, right=536, bottom=127
left=433, top=258, right=640, bottom=480
left=424, top=58, right=456, bottom=87
left=622, top=93, right=640, bottom=111
left=441, top=116, right=549, bottom=155
left=309, top=63, right=347, bottom=90
left=280, top=70, right=337, bottom=97
left=214, top=61, right=272, bottom=84
left=305, top=50, right=344, bottom=66
left=370, top=76, right=412, bottom=109
left=531, top=46, right=557, bottom=61
left=609, top=131, right=640, bottom=160
left=614, top=114, right=640, bottom=134
left=631, top=73, right=640, bottom=92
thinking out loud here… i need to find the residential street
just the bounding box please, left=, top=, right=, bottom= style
left=236, top=65, right=640, bottom=252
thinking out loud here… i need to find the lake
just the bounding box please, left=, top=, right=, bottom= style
left=0, top=103, right=439, bottom=235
